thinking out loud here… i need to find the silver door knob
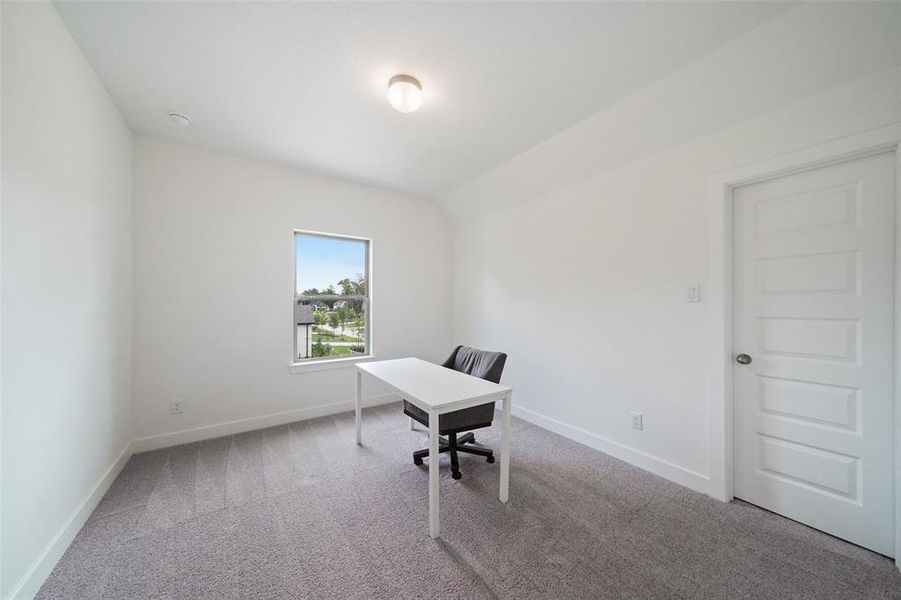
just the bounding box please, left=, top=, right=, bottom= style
left=736, top=353, right=752, bottom=365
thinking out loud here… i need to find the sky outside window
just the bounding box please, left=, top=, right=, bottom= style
left=296, top=234, right=366, bottom=294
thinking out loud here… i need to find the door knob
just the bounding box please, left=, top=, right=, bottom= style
left=736, top=353, right=752, bottom=365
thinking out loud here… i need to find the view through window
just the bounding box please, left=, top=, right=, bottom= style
left=294, top=232, right=370, bottom=361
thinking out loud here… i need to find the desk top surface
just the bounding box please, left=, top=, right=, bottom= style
left=357, top=357, right=510, bottom=411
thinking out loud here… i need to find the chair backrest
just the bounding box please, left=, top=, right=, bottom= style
left=441, top=345, right=507, bottom=384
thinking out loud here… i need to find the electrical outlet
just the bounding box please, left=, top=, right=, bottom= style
left=629, top=411, right=643, bottom=431
left=169, top=398, right=184, bottom=415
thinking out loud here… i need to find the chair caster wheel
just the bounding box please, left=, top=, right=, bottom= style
left=413, top=457, right=423, bottom=466
left=452, top=470, right=462, bottom=480
left=486, top=455, right=495, bottom=464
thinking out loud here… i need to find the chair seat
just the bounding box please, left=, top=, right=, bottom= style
left=403, top=399, right=493, bottom=435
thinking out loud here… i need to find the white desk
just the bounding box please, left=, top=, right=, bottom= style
left=355, top=357, right=512, bottom=538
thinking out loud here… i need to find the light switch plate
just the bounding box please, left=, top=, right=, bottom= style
left=686, top=284, right=701, bottom=303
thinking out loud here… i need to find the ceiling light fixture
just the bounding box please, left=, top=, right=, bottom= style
left=386, top=74, right=423, bottom=113
left=168, top=112, right=191, bottom=126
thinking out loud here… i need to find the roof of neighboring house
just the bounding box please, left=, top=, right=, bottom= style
left=296, top=304, right=315, bottom=325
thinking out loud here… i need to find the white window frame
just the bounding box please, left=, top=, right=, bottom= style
left=291, top=229, right=373, bottom=371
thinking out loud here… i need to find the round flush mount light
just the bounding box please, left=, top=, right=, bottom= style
left=168, top=112, right=191, bottom=126
left=386, top=74, right=423, bottom=113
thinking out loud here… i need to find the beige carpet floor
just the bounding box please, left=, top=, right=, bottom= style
left=37, top=402, right=901, bottom=599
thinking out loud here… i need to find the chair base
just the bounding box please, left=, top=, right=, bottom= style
left=412, top=432, right=495, bottom=480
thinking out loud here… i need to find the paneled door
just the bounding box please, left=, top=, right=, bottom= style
left=733, top=151, right=896, bottom=557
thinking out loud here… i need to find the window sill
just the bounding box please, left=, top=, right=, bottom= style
left=289, top=355, right=376, bottom=374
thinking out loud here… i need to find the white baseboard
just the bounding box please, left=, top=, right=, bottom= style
left=131, top=393, right=399, bottom=453
left=6, top=442, right=133, bottom=600
left=510, top=404, right=711, bottom=496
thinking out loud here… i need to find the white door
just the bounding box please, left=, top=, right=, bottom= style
left=733, top=151, right=896, bottom=557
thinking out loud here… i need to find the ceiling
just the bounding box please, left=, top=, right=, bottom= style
left=54, top=1, right=792, bottom=198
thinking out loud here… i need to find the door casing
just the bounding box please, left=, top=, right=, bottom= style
left=706, top=123, right=901, bottom=568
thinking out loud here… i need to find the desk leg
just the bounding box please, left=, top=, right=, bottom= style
left=354, top=369, right=362, bottom=445
left=429, top=412, right=440, bottom=538
left=410, top=416, right=416, bottom=431
left=499, top=391, right=512, bottom=503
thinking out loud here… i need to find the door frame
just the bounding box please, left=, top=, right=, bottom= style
left=706, top=123, right=901, bottom=566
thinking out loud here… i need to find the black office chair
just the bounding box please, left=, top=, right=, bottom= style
left=404, top=345, right=507, bottom=480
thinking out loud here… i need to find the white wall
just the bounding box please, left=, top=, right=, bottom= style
left=448, top=2, right=901, bottom=494
left=442, top=2, right=901, bottom=221
left=1, top=3, right=133, bottom=598
left=132, top=136, right=452, bottom=444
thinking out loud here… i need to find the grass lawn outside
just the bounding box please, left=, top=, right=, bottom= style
left=313, top=332, right=362, bottom=343
left=321, top=345, right=365, bottom=356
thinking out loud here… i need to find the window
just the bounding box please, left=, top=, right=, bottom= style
left=294, top=231, right=370, bottom=362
